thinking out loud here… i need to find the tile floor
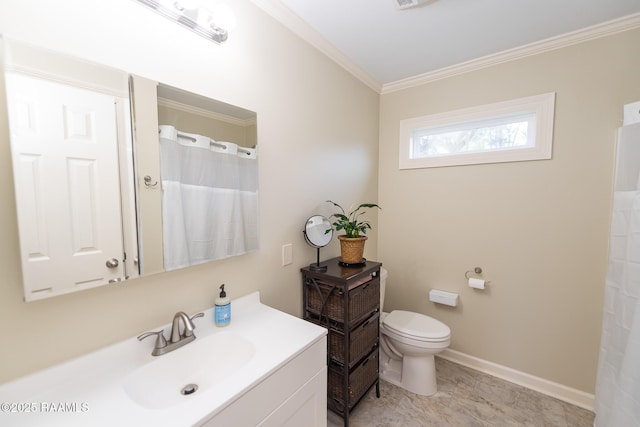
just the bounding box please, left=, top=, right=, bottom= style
left=327, top=357, right=595, bottom=427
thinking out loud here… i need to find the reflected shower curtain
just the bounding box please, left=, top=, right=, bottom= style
left=158, top=125, right=258, bottom=271
left=594, top=124, right=640, bottom=426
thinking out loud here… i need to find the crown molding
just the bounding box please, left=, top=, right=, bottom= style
left=381, top=12, right=640, bottom=94
left=158, top=97, right=257, bottom=126
left=251, top=0, right=382, bottom=93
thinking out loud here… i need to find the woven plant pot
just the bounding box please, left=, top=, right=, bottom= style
left=338, top=235, right=367, bottom=264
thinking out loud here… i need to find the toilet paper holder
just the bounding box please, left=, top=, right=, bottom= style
left=465, top=267, right=484, bottom=279
left=465, top=267, right=491, bottom=288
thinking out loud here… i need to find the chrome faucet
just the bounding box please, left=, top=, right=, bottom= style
left=138, top=311, right=204, bottom=356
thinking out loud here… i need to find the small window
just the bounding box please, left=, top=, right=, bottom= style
left=399, top=93, right=555, bottom=169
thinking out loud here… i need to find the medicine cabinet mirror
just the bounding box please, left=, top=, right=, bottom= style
left=2, top=38, right=258, bottom=301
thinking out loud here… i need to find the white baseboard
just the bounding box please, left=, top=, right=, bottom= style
left=439, top=349, right=594, bottom=411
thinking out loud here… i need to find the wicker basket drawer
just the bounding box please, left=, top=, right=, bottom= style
left=305, top=275, right=380, bottom=325
left=329, top=349, right=379, bottom=410
left=329, top=312, right=379, bottom=367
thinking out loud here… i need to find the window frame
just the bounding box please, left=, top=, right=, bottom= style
left=399, top=92, right=555, bottom=169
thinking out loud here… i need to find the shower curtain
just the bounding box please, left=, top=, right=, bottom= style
left=158, top=125, right=259, bottom=271
left=594, top=123, right=640, bottom=426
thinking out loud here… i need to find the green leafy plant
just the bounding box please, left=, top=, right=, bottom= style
left=326, top=200, right=381, bottom=238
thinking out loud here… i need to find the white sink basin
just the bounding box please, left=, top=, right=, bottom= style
left=123, top=331, right=256, bottom=409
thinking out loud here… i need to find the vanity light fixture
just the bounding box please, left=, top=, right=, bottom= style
left=394, top=0, right=429, bottom=10
left=134, top=0, right=234, bottom=44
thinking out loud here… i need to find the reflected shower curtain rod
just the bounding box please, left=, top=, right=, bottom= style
left=176, top=130, right=252, bottom=155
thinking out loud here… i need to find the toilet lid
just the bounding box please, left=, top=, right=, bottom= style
left=383, top=310, right=450, bottom=342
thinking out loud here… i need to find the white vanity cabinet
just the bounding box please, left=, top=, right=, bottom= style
left=199, top=337, right=327, bottom=426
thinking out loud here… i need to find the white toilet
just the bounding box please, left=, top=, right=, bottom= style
left=379, top=268, right=451, bottom=396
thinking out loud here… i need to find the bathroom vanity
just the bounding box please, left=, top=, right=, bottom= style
left=0, top=292, right=327, bottom=426
left=301, top=258, right=381, bottom=427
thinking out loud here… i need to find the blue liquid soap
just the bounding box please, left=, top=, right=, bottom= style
left=215, top=284, right=231, bottom=326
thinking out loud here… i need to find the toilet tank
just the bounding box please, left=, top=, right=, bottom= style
left=380, top=268, right=388, bottom=312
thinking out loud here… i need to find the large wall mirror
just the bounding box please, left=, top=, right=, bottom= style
left=1, top=38, right=258, bottom=301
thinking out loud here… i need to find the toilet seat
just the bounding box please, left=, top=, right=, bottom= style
left=382, top=310, right=450, bottom=343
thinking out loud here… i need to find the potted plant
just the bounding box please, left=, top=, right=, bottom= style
left=326, top=200, right=381, bottom=264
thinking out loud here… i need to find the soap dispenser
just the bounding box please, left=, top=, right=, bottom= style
left=215, top=284, right=231, bottom=326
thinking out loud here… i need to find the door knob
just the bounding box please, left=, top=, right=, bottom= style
left=105, top=258, right=119, bottom=268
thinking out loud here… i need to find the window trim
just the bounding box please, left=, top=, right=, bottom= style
left=399, top=92, right=555, bottom=169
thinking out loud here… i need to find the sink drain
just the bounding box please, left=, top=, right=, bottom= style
left=181, top=383, right=199, bottom=396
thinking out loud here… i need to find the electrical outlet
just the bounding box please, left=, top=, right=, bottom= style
left=282, top=243, right=293, bottom=266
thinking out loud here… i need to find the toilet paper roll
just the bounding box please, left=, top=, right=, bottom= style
left=468, top=278, right=485, bottom=289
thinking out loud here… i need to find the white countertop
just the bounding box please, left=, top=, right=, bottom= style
left=0, top=292, right=326, bottom=426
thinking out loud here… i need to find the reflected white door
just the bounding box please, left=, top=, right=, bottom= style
left=6, top=72, right=125, bottom=301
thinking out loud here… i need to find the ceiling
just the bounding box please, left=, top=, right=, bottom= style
left=254, top=0, right=640, bottom=91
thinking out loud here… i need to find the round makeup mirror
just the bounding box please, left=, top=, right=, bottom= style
left=303, top=215, right=333, bottom=271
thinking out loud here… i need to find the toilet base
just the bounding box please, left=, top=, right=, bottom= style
left=379, top=350, right=438, bottom=396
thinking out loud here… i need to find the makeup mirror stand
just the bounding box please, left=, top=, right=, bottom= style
left=303, top=215, right=333, bottom=272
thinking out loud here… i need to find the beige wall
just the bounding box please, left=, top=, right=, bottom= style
left=0, top=0, right=379, bottom=383
left=379, top=28, right=640, bottom=394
